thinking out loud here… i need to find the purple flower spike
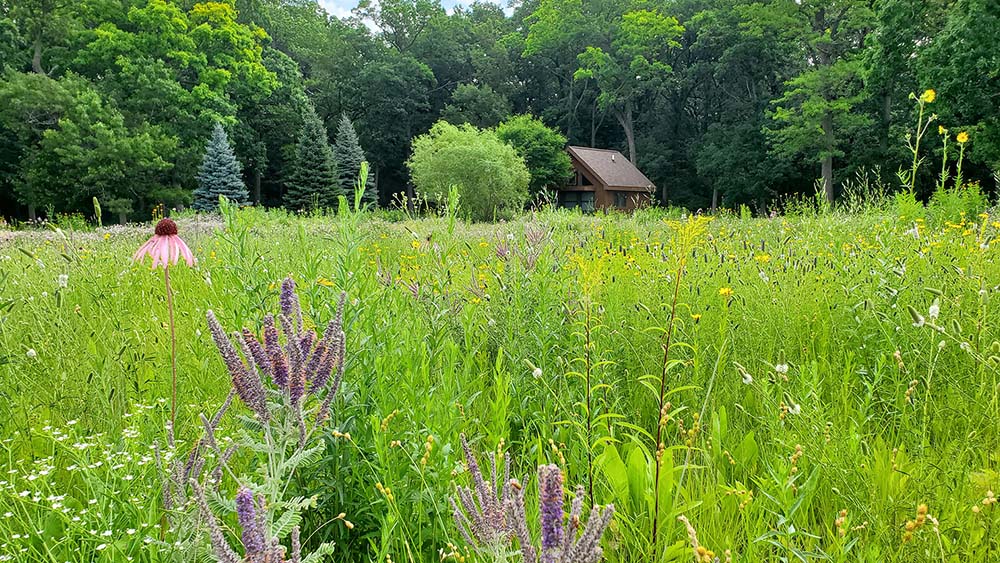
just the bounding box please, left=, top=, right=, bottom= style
left=206, top=311, right=268, bottom=421
left=270, top=348, right=290, bottom=390
left=289, top=356, right=305, bottom=407
left=280, top=277, right=303, bottom=333
left=242, top=328, right=271, bottom=381
left=263, top=315, right=286, bottom=388
left=236, top=486, right=266, bottom=556
left=539, top=465, right=564, bottom=563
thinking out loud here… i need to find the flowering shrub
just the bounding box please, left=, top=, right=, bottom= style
left=155, top=277, right=348, bottom=562
left=451, top=436, right=615, bottom=563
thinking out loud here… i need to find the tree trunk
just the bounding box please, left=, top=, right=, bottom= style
left=821, top=113, right=835, bottom=203
left=590, top=98, right=598, bottom=147
left=881, top=93, right=892, bottom=155
left=613, top=102, right=637, bottom=164
left=711, top=187, right=719, bottom=212
left=253, top=169, right=262, bottom=205
left=32, top=34, right=44, bottom=75
left=566, top=80, right=575, bottom=142
left=28, top=204, right=37, bottom=222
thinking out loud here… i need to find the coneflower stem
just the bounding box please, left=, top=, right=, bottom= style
left=165, top=266, right=177, bottom=433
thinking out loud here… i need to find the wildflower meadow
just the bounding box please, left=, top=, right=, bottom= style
left=1, top=184, right=998, bottom=563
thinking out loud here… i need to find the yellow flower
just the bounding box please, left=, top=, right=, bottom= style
left=920, top=89, right=936, bottom=103
left=317, top=277, right=335, bottom=287
left=957, top=131, right=969, bottom=143
left=938, top=125, right=946, bottom=135
left=719, top=287, right=733, bottom=298
left=103, top=233, right=111, bottom=240
left=691, top=313, right=702, bottom=322
left=410, top=240, right=421, bottom=250
left=754, top=253, right=771, bottom=263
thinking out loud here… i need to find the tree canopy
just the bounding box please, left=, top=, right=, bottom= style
left=0, top=0, right=997, bottom=220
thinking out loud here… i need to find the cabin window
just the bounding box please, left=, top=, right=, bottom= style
left=613, top=191, right=629, bottom=209
left=560, top=191, right=595, bottom=212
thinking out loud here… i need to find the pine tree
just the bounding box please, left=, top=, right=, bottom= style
left=333, top=114, right=373, bottom=204
left=284, top=108, right=342, bottom=212
left=193, top=124, right=249, bottom=211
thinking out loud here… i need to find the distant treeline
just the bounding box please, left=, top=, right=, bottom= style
left=1, top=0, right=997, bottom=220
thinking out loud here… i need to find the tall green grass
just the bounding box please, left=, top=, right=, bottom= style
left=1, top=203, right=998, bottom=562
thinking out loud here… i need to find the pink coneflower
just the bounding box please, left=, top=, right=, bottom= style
left=133, top=218, right=194, bottom=440
left=133, top=219, right=195, bottom=268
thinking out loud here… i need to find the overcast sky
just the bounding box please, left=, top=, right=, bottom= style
left=317, top=0, right=495, bottom=20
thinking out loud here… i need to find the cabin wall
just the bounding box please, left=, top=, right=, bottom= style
left=594, top=189, right=650, bottom=212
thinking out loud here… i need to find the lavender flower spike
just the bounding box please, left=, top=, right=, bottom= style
left=506, top=478, right=538, bottom=563
left=539, top=464, right=565, bottom=563
left=451, top=434, right=515, bottom=553
left=206, top=310, right=269, bottom=421
left=192, top=480, right=241, bottom=563
left=280, top=276, right=303, bottom=334
left=263, top=314, right=285, bottom=387
left=236, top=486, right=266, bottom=556
left=501, top=469, right=614, bottom=563
left=242, top=327, right=272, bottom=381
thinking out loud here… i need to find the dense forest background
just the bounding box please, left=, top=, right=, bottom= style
left=1, top=0, right=997, bottom=221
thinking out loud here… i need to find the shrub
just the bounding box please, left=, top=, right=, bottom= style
left=408, top=121, right=529, bottom=221
left=496, top=115, right=573, bottom=197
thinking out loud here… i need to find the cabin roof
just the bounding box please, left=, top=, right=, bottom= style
left=567, top=146, right=655, bottom=191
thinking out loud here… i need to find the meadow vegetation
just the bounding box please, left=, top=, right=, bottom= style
left=1, top=186, right=998, bottom=562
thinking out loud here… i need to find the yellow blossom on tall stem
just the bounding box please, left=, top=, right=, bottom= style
left=133, top=218, right=195, bottom=438
left=957, top=131, right=969, bottom=144
left=920, top=89, right=936, bottom=103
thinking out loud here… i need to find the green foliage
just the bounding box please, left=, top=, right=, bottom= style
left=496, top=114, right=573, bottom=196
left=1, top=0, right=999, bottom=224
left=919, top=0, right=1000, bottom=169
left=440, top=83, right=511, bottom=128
left=0, top=71, right=174, bottom=217
left=284, top=106, right=342, bottom=212
left=193, top=123, right=250, bottom=211
left=408, top=120, right=530, bottom=220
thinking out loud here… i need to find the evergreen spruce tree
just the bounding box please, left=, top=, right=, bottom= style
left=284, top=107, right=342, bottom=212
left=333, top=113, right=373, bottom=204
left=193, top=124, right=249, bottom=211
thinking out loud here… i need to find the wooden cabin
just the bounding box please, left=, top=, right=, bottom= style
left=558, top=146, right=655, bottom=212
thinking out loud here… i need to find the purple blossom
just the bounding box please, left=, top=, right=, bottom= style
left=241, top=328, right=272, bottom=381
left=299, top=330, right=316, bottom=356
left=290, top=526, right=302, bottom=563
left=310, top=332, right=341, bottom=392
left=263, top=314, right=286, bottom=388
left=236, top=486, right=266, bottom=555
left=192, top=480, right=241, bottom=563
left=280, top=277, right=303, bottom=333
left=497, top=464, right=614, bottom=563
left=206, top=310, right=268, bottom=421
left=270, top=348, right=290, bottom=393
left=279, top=313, right=303, bottom=372
left=451, top=434, right=514, bottom=550
left=539, top=465, right=564, bottom=563
left=304, top=342, right=328, bottom=385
